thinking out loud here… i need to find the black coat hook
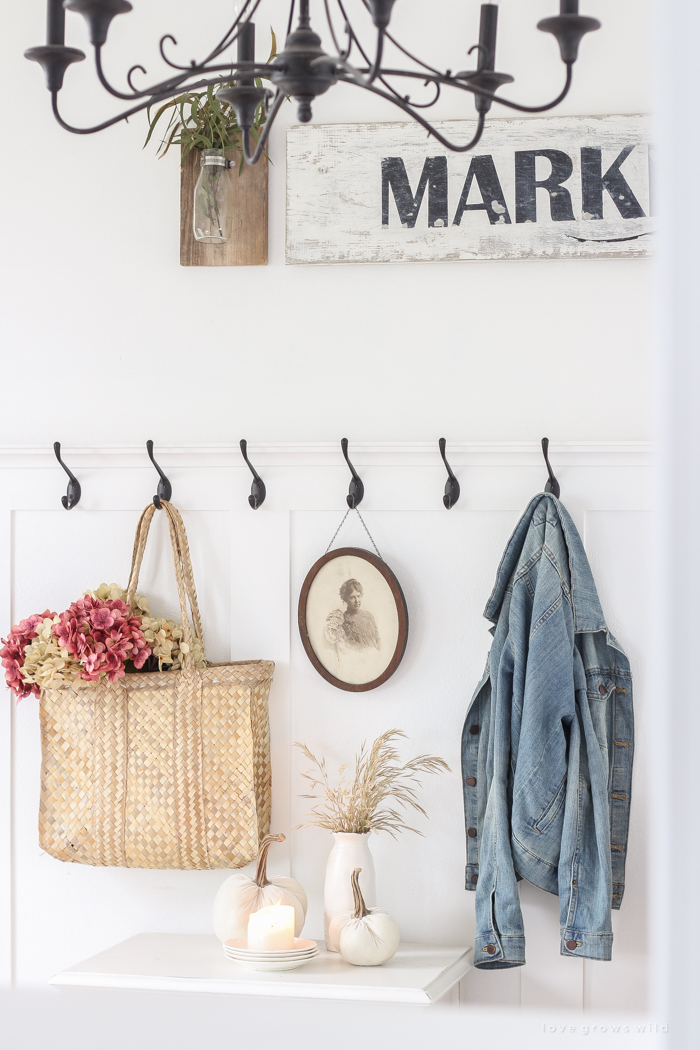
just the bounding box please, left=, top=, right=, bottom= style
left=439, top=438, right=460, bottom=510
left=146, top=440, right=172, bottom=509
left=541, top=437, right=561, bottom=499
left=341, top=438, right=364, bottom=509
left=240, top=440, right=266, bottom=510
left=53, top=442, right=81, bottom=510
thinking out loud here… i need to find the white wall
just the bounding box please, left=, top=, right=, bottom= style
left=0, top=445, right=652, bottom=1016
left=0, top=0, right=651, bottom=447
left=0, top=0, right=658, bottom=1037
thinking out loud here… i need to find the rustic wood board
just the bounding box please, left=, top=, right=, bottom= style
left=180, top=148, right=267, bottom=266
left=286, top=114, right=654, bottom=264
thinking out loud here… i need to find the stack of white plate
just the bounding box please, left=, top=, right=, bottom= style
left=223, top=937, right=319, bottom=972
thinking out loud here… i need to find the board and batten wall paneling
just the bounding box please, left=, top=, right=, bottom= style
left=0, top=444, right=650, bottom=1011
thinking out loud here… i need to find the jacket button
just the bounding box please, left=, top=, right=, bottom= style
left=468, top=827, right=477, bottom=838
left=566, top=939, right=578, bottom=951
left=485, top=943, right=496, bottom=955
left=599, top=682, right=607, bottom=695
left=466, top=777, right=476, bottom=786
left=471, top=874, right=478, bottom=884
left=469, top=725, right=479, bottom=735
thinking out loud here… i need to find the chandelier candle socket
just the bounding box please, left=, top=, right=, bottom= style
left=24, top=0, right=601, bottom=168
left=247, top=902, right=296, bottom=952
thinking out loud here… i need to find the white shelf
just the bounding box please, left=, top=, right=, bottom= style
left=50, top=934, right=473, bottom=1005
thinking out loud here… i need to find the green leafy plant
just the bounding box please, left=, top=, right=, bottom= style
left=144, top=29, right=278, bottom=169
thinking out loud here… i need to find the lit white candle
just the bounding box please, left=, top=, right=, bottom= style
left=247, top=901, right=295, bottom=951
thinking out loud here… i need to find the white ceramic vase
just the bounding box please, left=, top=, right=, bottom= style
left=324, top=832, right=376, bottom=951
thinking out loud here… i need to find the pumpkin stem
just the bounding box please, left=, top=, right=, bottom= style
left=351, top=867, right=370, bottom=919
left=254, top=833, right=285, bottom=887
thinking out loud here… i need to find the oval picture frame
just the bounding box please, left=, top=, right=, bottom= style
left=298, top=547, right=409, bottom=692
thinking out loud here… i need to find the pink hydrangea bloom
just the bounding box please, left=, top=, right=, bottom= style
left=1, top=610, right=57, bottom=699
left=52, top=595, right=151, bottom=684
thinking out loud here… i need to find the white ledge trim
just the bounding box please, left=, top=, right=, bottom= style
left=0, top=442, right=654, bottom=470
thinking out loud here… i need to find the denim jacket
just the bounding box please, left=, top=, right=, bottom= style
left=462, top=494, right=633, bottom=968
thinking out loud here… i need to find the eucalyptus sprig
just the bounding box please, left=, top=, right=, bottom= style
left=294, top=730, right=450, bottom=838
left=144, top=29, right=278, bottom=169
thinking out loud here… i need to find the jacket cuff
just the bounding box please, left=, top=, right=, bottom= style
left=474, top=931, right=525, bottom=969
left=465, top=864, right=479, bottom=891
left=561, top=930, right=613, bottom=961
left=611, top=882, right=624, bottom=910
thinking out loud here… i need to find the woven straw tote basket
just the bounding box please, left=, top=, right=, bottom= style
left=38, top=501, right=273, bottom=869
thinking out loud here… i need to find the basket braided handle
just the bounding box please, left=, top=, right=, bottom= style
left=126, top=502, right=205, bottom=670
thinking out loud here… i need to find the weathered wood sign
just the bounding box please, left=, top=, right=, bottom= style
left=286, top=114, right=652, bottom=264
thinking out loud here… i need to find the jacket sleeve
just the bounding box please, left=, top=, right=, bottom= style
left=472, top=552, right=579, bottom=969
left=508, top=560, right=577, bottom=896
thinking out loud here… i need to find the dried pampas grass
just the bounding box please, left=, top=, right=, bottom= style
left=294, top=729, right=450, bottom=837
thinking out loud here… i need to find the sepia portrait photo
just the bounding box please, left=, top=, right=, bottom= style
left=298, top=548, right=408, bottom=691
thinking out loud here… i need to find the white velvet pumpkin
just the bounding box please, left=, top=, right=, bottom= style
left=329, top=867, right=400, bottom=966
left=213, top=834, right=308, bottom=942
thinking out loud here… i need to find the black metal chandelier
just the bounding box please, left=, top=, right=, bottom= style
left=26, top=0, right=601, bottom=163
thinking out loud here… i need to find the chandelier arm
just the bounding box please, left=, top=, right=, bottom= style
left=93, top=48, right=276, bottom=105
left=490, top=62, right=573, bottom=113
left=380, top=23, right=445, bottom=78
left=341, top=5, right=431, bottom=105
left=340, top=74, right=487, bottom=153
left=127, top=64, right=148, bottom=93
left=335, top=5, right=388, bottom=89
left=287, top=0, right=297, bottom=39
left=367, top=69, right=441, bottom=109
left=47, top=71, right=259, bottom=136
left=50, top=88, right=173, bottom=135
left=332, top=8, right=447, bottom=105
left=94, top=45, right=191, bottom=101
left=335, top=0, right=363, bottom=61
left=393, top=80, right=441, bottom=109
left=366, top=28, right=385, bottom=85
left=324, top=0, right=351, bottom=60
left=382, top=32, right=450, bottom=78
left=369, top=64, right=574, bottom=113
left=241, top=89, right=286, bottom=165
left=159, top=34, right=195, bottom=72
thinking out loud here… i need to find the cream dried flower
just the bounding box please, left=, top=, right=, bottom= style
left=139, top=616, right=206, bottom=670
left=21, top=585, right=205, bottom=687
left=86, top=583, right=150, bottom=617
left=21, top=616, right=82, bottom=690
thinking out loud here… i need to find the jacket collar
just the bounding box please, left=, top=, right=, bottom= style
left=484, top=493, right=608, bottom=634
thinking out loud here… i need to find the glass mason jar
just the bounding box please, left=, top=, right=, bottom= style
left=193, top=148, right=228, bottom=243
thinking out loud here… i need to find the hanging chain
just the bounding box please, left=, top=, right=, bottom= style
left=325, top=508, right=383, bottom=561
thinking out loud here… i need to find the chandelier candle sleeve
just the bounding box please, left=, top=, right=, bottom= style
left=561, top=1, right=580, bottom=12
left=47, top=0, right=65, bottom=44
left=478, top=5, right=498, bottom=71
left=247, top=903, right=296, bottom=951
